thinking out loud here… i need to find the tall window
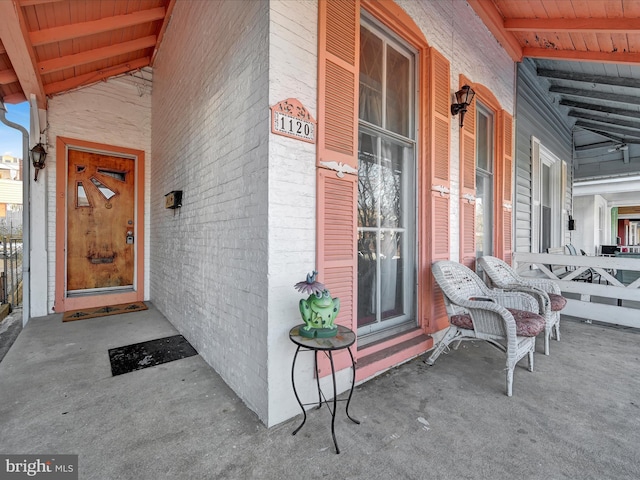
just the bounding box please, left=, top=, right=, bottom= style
left=475, top=102, right=494, bottom=258
left=357, top=15, right=417, bottom=339
left=532, top=139, right=563, bottom=252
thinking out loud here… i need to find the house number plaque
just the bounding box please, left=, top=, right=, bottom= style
left=270, top=98, right=316, bottom=144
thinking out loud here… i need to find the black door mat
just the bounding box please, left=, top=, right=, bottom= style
left=108, top=335, right=197, bottom=376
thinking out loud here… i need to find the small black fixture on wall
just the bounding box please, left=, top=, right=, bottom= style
left=451, top=85, right=476, bottom=128
left=164, top=190, right=182, bottom=209
left=568, top=215, right=576, bottom=231
left=30, top=143, right=47, bottom=181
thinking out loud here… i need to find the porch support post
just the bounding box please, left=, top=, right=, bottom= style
left=29, top=94, right=48, bottom=318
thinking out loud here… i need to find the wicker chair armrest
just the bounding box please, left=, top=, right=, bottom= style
left=487, top=291, right=539, bottom=313
left=521, top=278, right=561, bottom=295
left=498, top=285, right=550, bottom=313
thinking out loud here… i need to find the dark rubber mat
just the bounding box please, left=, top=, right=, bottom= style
left=108, top=335, right=197, bottom=376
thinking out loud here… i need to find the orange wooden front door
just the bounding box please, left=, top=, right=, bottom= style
left=66, top=149, right=135, bottom=292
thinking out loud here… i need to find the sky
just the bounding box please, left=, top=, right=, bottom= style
left=0, top=102, right=30, bottom=159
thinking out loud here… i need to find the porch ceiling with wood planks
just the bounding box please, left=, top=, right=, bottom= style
left=1, top=0, right=640, bottom=181
left=0, top=0, right=174, bottom=109
left=469, top=0, right=640, bottom=181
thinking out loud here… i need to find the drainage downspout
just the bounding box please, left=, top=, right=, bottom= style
left=0, top=100, right=30, bottom=327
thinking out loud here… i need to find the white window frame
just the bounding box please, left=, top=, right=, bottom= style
left=531, top=137, right=565, bottom=252
left=356, top=13, right=418, bottom=341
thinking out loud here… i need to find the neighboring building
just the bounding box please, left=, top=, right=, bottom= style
left=0, top=155, right=22, bottom=181
left=0, top=155, right=23, bottom=236
left=2, top=0, right=639, bottom=428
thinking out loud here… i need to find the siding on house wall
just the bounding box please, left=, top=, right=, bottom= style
left=151, top=0, right=270, bottom=422
left=515, top=59, right=573, bottom=253
left=47, top=79, right=152, bottom=312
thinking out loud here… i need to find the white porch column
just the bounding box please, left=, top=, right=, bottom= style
left=29, top=98, right=48, bottom=318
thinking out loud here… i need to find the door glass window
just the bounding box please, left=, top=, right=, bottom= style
left=90, top=177, right=117, bottom=200
left=357, top=16, right=416, bottom=338
left=76, top=183, right=90, bottom=207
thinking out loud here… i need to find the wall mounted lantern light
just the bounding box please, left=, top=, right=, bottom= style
left=450, top=85, right=476, bottom=128
left=30, top=143, right=47, bottom=182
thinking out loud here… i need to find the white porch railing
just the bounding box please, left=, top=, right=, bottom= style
left=513, top=252, right=640, bottom=329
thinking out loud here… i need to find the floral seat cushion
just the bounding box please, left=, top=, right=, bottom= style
left=451, top=309, right=545, bottom=337
left=548, top=293, right=567, bottom=311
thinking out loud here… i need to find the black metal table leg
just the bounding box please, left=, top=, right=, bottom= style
left=345, top=346, right=360, bottom=425
left=328, top=351, right=340, bottom=453
left=291, top=345, right=306, bottom=436
left=314, top=350, right=322, bottom=409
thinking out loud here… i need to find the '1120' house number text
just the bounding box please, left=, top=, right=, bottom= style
left=273, top=111, right=315, bottom=142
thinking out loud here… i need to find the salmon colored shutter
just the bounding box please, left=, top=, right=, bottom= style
left=425, top=48, right=451, bottom=332
left=499, top=110, right=514, bottom=264
left=459, top=94, right=477, bottom=270
left=317, top=0, right=359, bottom=171
left=316, top=0, right=359, bottom=376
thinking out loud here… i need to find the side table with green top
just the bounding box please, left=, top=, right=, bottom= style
left=289, top=324, right=360, bottom=454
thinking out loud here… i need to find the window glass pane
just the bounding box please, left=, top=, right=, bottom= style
left=77, top=183, right=90, bottom=207
left=385, top=45, right=410, bottom=137
left=380, top=230, right=404, bottom=319
left=476, top=171, right=493, bottom=257
left=91, top=177, right=116, bottom=200
left=379, top=140, right=403, bottom=228
left=76, top=165, right=86, bottom=173
left=476, top=108, right=492, bottom=172
left=359, top=26, right=383, bottom=126
left=358, top=230, right=377, bottom=327
left=358, top=132, right=379, bottom=228
left=543, top=164, right=551, bottom=206
left=98, top=168, right=126, bottom=182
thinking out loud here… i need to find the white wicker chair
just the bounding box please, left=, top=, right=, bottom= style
left=427, top=260, right=545, bottom=396
left=478, top=255, right=567, bottom=356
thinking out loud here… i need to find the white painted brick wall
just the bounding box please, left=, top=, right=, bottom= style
left=151, top=0, right=271, bottom=423
left=46, top=78, right=152, bottom=312
left=397, top=0, right=515, bottom=262
left=267, top=0, right=322, bottom=427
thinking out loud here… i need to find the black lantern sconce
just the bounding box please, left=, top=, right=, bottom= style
left=30, top=143, right=47, bottom=182
left=450, top=85, right=476, bottom=128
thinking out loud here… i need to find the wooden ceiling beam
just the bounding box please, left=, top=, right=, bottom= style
left=1, top=92, right=27, bottom=104
left=0, top=69, right=19, bottom=85
left=559, top=99, right=640, bottom=120
left=30, top=7, right=166, bottom=47
left=505, top=18, right=640, bottom=33
left=151, top=0, right=175, bottom=65
left=569, top=110, right=640, bottom=130
left=524, top=47, right=640, bottom=65
left=19, top=0, right=64, bottom=6
left=575, top=120, right=640, bottom=141
left=466, top=0, right=523, bottom=62
left=574, top=141, right=617, bottom=152
left=0, top=0, right=46, bottom=108
left=538, top=68, right=640, bottom=88
left=550, top=86, right=640, bottom=105
left=44, top=57, right=150, bottom=97
left=38, top=35, right=156, bottom=74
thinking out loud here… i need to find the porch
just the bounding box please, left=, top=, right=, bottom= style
left=0, top=303, right=638, bottom=479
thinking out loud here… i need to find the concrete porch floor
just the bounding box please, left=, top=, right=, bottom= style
left=0, top=303, right=639, bottom=480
